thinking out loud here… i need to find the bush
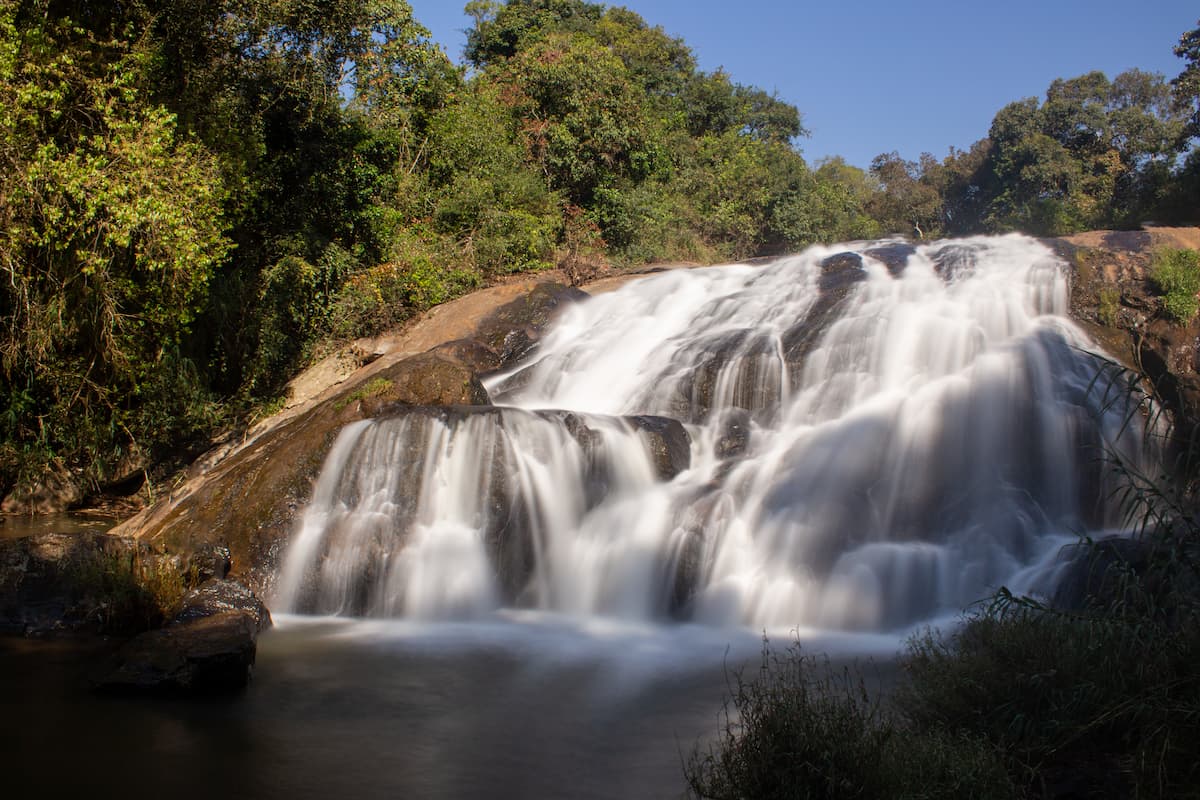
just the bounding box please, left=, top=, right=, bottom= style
left=67, top=547, right=193, bottom=634
left=684, top=640, right=1015, bottom=800
left=898, top=590, right=1200, bottom=798
left=329, top=233, right=481, bottom=342
left=1151, top=247, right=1200, bottom=323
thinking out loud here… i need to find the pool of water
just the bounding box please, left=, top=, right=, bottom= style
left=0, top=513, right=114, bottom=539
left=1, top=614, right=902, bottom=799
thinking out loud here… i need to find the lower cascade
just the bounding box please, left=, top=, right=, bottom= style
left=274, top=234, right=1154, bottom=632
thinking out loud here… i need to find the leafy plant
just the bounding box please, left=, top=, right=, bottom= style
left=1098, top=285, right=1121, bottom=326
left=1151, top=247, right=1200, bottom=323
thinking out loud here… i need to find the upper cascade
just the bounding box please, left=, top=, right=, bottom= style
left=276, top=235, right=1155, bottom=632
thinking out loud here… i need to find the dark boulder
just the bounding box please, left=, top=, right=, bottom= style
left=782, top=249, right=870, bottom=374
left=1051, top=532, right=1200, bottom=613
left=1, top=462, right=83, bottom=514
left=862, top=241, right=916, bottom=277
left=93, top=579, right=271, bottom=693
left=928, top=242, right=978, bottom=281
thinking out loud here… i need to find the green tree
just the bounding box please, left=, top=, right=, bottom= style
left=1173, top=20, right=1200, bottom=141
left=0, top=7, right=229, bottom=491
left=868, top=152, right=944, bottom=238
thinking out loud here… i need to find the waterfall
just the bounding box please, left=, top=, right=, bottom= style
left=275, top=234, right=1154, bottom=632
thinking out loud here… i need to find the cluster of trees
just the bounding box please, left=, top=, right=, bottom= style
left=1, top=0, right=1199, bottom=499
left=871, top=67, right=1200, bottom=238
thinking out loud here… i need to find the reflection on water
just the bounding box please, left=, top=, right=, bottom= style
left=1, top=615, right=901, bottom=800
left=0, top=513, right=113, bottom=539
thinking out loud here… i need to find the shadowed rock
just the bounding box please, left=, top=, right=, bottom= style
left=93, top=579, right=272, bottom=693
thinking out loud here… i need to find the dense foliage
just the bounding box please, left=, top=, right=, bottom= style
left=1, top=0, right=1199, bottom=501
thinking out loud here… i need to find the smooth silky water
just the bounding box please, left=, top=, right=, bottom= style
left=5, top=235, right=1155, bottom=799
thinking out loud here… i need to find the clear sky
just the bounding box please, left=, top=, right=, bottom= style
left=406, top=0, right=1198, bottom=169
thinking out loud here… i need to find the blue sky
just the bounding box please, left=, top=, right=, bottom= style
left=406, top=0, right=1198, bottom=169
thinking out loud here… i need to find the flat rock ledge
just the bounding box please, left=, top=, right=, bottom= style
left=93, top=579, right=271, bottom=694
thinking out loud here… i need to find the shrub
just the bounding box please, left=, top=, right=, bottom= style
left=1151, top=247, right=1200, bottom=323
left=898, top=591, right=1200, bottom=798
left=67, top=547, right=193, bottom=634
left=684, top=640, right=1015, bottom=800
left=329, top=233, right=481, bottom=342
left=1098, top=286, right=1121, bottom=326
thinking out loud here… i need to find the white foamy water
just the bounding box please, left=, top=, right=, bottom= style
left=276, top=234, right=1153, bottom=633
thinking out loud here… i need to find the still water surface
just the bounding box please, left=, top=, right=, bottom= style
left=2, top=614, right=901, bottom=800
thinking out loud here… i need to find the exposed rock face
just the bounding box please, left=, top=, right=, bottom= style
left=93, top=579, right=272, bottom=693
left=1052, top=227, right=1200, bottom=463
left=94, top=230, right=1200, bottom=623
left=110, top=280, right=587, bottom=598
left=354, top=353, right=490, bottom=416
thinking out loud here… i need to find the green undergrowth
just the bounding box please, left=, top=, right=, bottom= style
left=1151, top=247, right=1200, bottom=323
left=684, top=641, right=1015, bottom=799
left=66, top=548, right=197, bottom=634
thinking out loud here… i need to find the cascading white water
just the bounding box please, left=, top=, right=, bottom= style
left=276, top=234, right=1154, bottom=632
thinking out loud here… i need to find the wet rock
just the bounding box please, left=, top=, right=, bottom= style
left=862, top=241, right=917, bottom=277
left=186, top=543, right=233, bottom=584
left=818, top=251, right=866, bottom=287
left=627, top=415, right=692, bottom=480
left=667, top=525, right=705, bottom=619
left=782, top=250, right=869, bottom=374
left=665, top=330, right=785, bottom=423
left=715, top=409, right=752, bottom=460
left=93, top=579, right=271, bottom=693
left=929, top=242, right=977, bottom=281
left=473, top=283, right=587, bottom=370
left=170, top=579, right=271, bottom=630
left=429, top=338, right=505, bottom=375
